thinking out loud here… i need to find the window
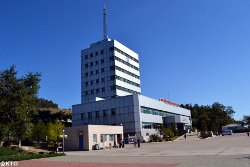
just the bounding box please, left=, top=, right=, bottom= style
left=101, top=50, right=104, bottom=54
left=96, top=89, right=99, bottom=93
left=90, top=53, right=93, bottom=57
left=95, top=52, right=98, bottom=56
left=90, top=71, right=93, bottom=75
left=90, top=62, right=93, bottom=66
left=95, top=111, right=99, bottom=118
left=109, top=56, right=114, bottom=61
left=91, top=90, right=94, bottom=94
left=95, top=61, right=99, bottom=65
left=85, top=64, right=88, bottom=68
left=101, top=68, right=105, bottom=73
left=111, top=108, right=116, bottom=116
left=110, top=85, right=116, bottom=90
left=85, top=73, right=88, bottom=77
left=88, top=112, right=92, bottom=119
left=93, top=134, right=97, bottom=142
left=109, top=135, right=114, bottom=141
left=96, top=70, right=99, bottom=74
left=101, top=78, right=105, bottom=83
left=85, top=82, right=88, bottom=86
left=101, top=59, right=104, bottom=63
left=85, top=91, right=88, bottom=95
left=110, top=66, right=115, bottom=71
left=81, top=113, right=84, bottom=120
left=103, top=110, right=107, bottom=117
left=96, top=79, right=99, bottom=84
left=110, top=75, right=115, bottom=80
left=109, top=47, right=114, bottom=51
left=85, top=55, right=88, bottom=59
left=102, top=87, right=105, bottom=92
left=91, top=80, right=93, bottom=85
left=100, top=134, right=104, bottom=142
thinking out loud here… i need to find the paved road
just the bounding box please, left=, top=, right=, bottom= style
left=20, top=133, right=250, bottom=167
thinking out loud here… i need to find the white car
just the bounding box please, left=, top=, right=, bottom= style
left=222, top=130, right=232, bottom=136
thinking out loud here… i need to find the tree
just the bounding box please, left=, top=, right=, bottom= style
left=47, top=119, right=64, bottom=143
left=0, top=66, right=41, bottom=146
left=32, top=122, right=47, bottom=143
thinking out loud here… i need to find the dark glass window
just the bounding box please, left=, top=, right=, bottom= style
left=88, top=112, right=92, bottom=119
left=90, top=53, right=93, bottom=57
left=96, top=70, right=99, bottom=74
left=85, top=64, right=88, bottom=68
left=96, top=79, right=99, bottom=84
left=85, top=55, right=88, bottom=59
left=101, top=78, right=105, bottom=82
left=102, top=87, right=105, bottom=92
left=96, top=89, right=99, bottom=93
left=85, top=91, right=88, bottom=95
left=95, top=52, right=98, bottom=56
left=109, top=47, right=114, bottom=51
left=91, top=80, right=93, bottom=85
left=111, top=108, right=116, bottom=115
left=95, top=61, right=99, bottom=65
left=91, top=90, right=94, bottom=94
left=101, top=50, right=104, bottom=54
left=103, top=110, right=107, bottom=117
left=110, top=66, right=115, bottom=70
left=85, top=82, right=88, bottom=86
left=85, top=73, right=88, bottom=77
left=109, top=56, right=114, bottom=61
left=81, top=113, right=85, bottom=120
left=90, top=62, right=93, bottom=66
left=101, top=59, right=104, bottom=63
left=90, top=71, right=93, bottom=75
left=101, top=68, right=105, bottom=73
left=96, top=111, right=99, bottom=118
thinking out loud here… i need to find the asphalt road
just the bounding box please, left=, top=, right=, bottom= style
left=20, top=133, right=250, bottom=167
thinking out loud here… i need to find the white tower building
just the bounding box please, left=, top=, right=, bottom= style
left=81, top=39, right=141, bottom=103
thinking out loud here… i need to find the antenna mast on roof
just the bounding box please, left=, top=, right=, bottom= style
left=103, top=0, right=108, bottom=40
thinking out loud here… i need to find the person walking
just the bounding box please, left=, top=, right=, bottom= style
left=122, top=139, right=125, bottom=148
left=137, top=138, right=140, bottom=148
left=118, top=139, right=122, bottom=148
left=184, top=133, right=187, bottom=140
left=247, top=132, right=249, bottom=137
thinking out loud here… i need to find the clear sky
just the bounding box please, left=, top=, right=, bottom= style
left=1, top=0, right=249, bottom=120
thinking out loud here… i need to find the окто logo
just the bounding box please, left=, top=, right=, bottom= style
left=0, top=161, right=18, bottom=166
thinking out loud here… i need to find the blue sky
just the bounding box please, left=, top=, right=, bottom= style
left=1, top=0, right=249, bottom=120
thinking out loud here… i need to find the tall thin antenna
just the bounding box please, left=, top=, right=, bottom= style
left=103, top=0, right=108, bottom=40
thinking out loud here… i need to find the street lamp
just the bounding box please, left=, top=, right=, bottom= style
left=62, top=130, right=65, bottom=154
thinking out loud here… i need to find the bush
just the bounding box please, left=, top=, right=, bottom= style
left=2, top=141, right=11, bottom=147
left=22, top=137, right=34, bottom=146
left=149, top=134, right=161, bottom=142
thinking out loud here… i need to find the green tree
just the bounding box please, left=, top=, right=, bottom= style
left=32, top=122, right=47, bottom=143
left=47, top=119, right=64, bottom=143
left=0, top=66, right=41, bottom=146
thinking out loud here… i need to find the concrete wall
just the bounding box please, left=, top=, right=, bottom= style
left=64, top=125, right=123, bottom=151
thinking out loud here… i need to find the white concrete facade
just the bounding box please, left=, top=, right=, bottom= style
left=64, top=125, right=123, bottom=151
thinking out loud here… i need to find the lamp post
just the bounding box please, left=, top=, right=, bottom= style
left=62, top=129, right=65, bottom=154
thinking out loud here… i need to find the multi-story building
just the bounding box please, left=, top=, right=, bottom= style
left=81, top=39, right=141, bottom=103
left=70, top=3, right=191, bottom=147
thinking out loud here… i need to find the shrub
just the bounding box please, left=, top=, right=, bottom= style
left=149, top=134, right=161, bottom=142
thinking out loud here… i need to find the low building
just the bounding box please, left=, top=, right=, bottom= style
left=64, top=125, right=123, bottom=151
left=72, top=94, right=191, bottom=142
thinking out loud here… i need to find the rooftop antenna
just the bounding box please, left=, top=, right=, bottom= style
left=103, top=0, right=108, bottom=40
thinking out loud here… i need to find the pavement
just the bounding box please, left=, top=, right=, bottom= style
left=19, top=133, right=250, bottom=167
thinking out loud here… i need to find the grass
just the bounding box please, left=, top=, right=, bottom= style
left=0, top=147, right=64, bottom=161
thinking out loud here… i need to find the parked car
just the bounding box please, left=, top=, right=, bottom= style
left=222, top=130, right=233, bottom=136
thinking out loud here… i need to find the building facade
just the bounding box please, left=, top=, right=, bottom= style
left=81, top=39, right=141, bottom=103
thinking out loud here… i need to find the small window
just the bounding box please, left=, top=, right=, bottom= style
left=101, top=68, right=105, bottom=73
left=81, top=113, right=85, bottom=120
left=95, top=61, right=99, bottom=65
left=90, top=53, right=93, bottom=57
left=109, top=56, right=114, bottom=61
left=111, top=108, right=116, bottom=116
left=85, top=55, right=88, bottom=59
left=102, top=87, right=105, bottom=92
left=85, top=64, right=88, bottom=68
left=85, top=91, right=88, bottom=95
left=90, top=62, right=93, bottom=66
left=96, top=111, right=99, bottom=118
left=110, top=66, right=115, bottom=71
left=93, top=134, right=97, bottom=142
left=109, top=47, right=114, bottom=51
left=101, top=59, right=104, bottom=63
left=96, top=89, right=99, bottom=93
left=96, top=70, right=99, bottom=74
left=85, top=73, right=88, bottom=77
left=103, top=110, right=107, bottom=117
left=91, top=80, right=93, bottom=85
left=91, top=90, right=94, bottom=94
left=101, top=78, right=105, bottom=83
left=88, top=112, right=92, bottom=119
left=110, top=75, right=115, bottom=80
left=101, top=50, right=104, bottom=54
left=85, top=82, right=88, bottom=86
left=95, top=52, right=98, bottom=56
left=90, top=71, right=93, bottom=75
left=109, top=134, right=114, bottom=141
left=96, top=79, right=99, bottom=84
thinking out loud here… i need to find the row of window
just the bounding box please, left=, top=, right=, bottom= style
left=85, top=78, right=105, bottom=86
left=115, top=66, right=139, bottom=79
left=84, top=59, right=105, bottom=68
left=84, top=87, right=105, bottom=95
left=116, top=85, right=140, bottom=94
left=81, top=109, right=116, bottom=120
left=84, top=50, right=104, bottom=59
left=142, top=123, right=162, bottom=130
left=114, top=56, right=139, bottom=71
left=113, top=47, right=139, bottom=63
left=141, top=107, right=171, bottom=117
left=84, top=68, right=105, bottom=77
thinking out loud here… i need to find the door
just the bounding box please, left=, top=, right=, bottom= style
left=79, top=135, right=84, bottom=150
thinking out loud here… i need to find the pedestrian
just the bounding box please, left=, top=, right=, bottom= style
left=184, top=134, right=187, bottom=140
left=118, top=138, right=122, bottom=148
left=134, top=140, right=137, bottom=148
left=137, top=138, right=140, bottom=148
left=122, top=139, right=125, bottom=148
left=247, top=132, right=249, bottom=137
